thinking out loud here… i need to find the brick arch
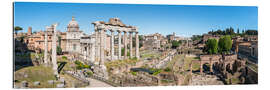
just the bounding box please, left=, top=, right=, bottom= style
left=198, top=55, right=222, bottom=74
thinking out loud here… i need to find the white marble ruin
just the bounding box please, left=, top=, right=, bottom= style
left=90, top=18, right=140, bottom=79
left=52, top=23, right=59, bottom=79
left=92, top=18, right=140, bottom=65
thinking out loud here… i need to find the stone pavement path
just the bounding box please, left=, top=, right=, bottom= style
left=86, top=78, right=113, bottom=87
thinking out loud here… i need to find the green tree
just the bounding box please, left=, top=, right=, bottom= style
left=218, top=35, right=232, bottom=54
left=245, top=30, right=258, bottom=35
left=14, top=26, right=23, bottom=34
left=171, top=40, right=180, bottom=49
left=57, top=46, right=62, bottom=55
left=205, top=39, right=218, bottom=54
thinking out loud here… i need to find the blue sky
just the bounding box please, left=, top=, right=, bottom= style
left=14, top=2, right=258, bottom=37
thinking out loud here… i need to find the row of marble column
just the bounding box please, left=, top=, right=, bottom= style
left=95, top=28, right=140, bottom=65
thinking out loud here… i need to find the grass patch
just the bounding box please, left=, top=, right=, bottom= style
left=74, top=60, right=91, bottom=70
left=161, top=79, right=174, bottom=83
left=105, top=59, right=139, bottom=69
left=14, top=66, right=57, bottom=88
left=130, top=71, right=137, bottom=76
left=149, top=68, right=162, bottom=75
left=183, top=57, right=200, bottom=71
left=15, top=66, right=56, bottom=82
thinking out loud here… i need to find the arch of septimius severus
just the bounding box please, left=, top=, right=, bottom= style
left=92, top=18, right=140, bottom=65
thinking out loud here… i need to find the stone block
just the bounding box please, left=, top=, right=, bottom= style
left=21, top=81, right=28, bottom=88
left=56, top=84, right=65, bottom=88
left=33, top=81, right=40, bottom=86
left=47, top=80, right=54, bottom=84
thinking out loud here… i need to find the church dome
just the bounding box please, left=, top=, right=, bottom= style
left=67, top=16, right=79, bottom=28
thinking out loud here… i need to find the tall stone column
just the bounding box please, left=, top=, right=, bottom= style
left=200, top=62, right=203, bottom=74
left=51, top=24, right=59, bottom=79
left=90, top=43, right=95, bottom=63
left=230, top=63, right=233, bottom=71
left=118, top=31, right=122, bottom=60
left=129, top=32, right=133, bottom=58
left=110, top=30, right=115, bottom=60
left=44, top=30, right=48, bottom=65
left=124, top=31, right=127, bottom=59
left=95, top=30, right=100, bottom=64
left=210, top=59, right=213, bottom=73
left=223, top=63, right=227, bottom=74
left=190, top=63, right=193, bottom=74
left=135, top=32, right=140, bottom=59
left=104, top=30, right=107, bottom=59
left=104, top=31, right=107, bottom=53
left=100, top=29, right=105, bottom=65
left=210, top=63, right=213, bottom=73
left=86, top=45, right=89, bottom=60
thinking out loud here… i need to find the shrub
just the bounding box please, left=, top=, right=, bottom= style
left=149, top=68, right=162, bottom=75
left=85, top=71, right=93, bottom=76
left=164, top=67, right=171, bottom=72
left=152, top=70, right=162, bottom=75
left=83, top=65, right=91, bottom=69
left=75, top=60, right=83, bottom=65
left=74, top=60, right=91, bottom=70
left=130, top=71, right=137, bottom=76
left=62, top=56, right=67, bottom=60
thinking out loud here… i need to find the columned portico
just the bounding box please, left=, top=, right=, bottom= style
left=90, top=18, right=140, bottom=80
left=92, top=18, right=140, bottom=62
